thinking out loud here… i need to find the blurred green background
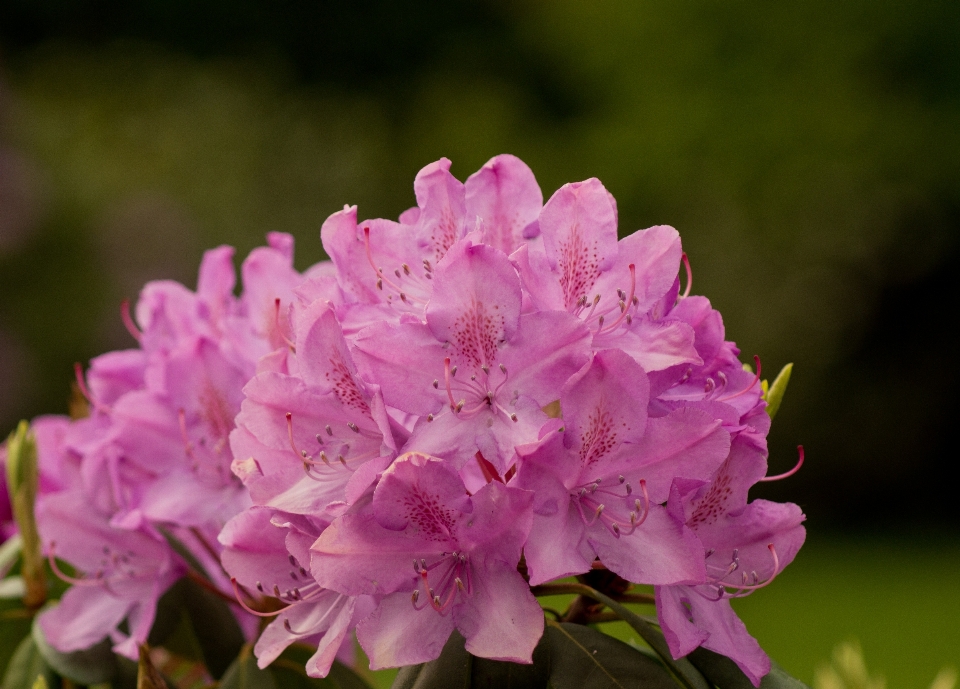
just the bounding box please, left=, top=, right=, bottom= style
left=1, top=0, right=958, bottom=683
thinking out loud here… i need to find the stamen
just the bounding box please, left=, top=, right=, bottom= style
left=283, top=618, right=314, bottom=635
left=273, top=298, right=296, bottom=350
left=362, top=227, right=426, bottom=304
left=760, top=446, right=804, bottom=482
left=680, top=252, right=693, bottom=299
left=286, top=413, right=309, bottom=461
left=348, top=422, right=360, bottom=433
left=48, top=543, right=104, bottom=587
left=120, top=299, right=142, bottom=342
left=178, top=409, right=197, bottom=465
left=230, top=578, right=290, bottom=617
left=596, top=264, right=637, bottom=335
left=73, top=363, right=109, bottom=415
left=444, top=357, right=457, bottom=410
left=728, top=544, right=780, bottom=593
left=718, top=355, right=762, bottom=402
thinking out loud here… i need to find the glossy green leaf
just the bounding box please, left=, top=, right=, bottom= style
left=569, top=584, right=709, bottom=689
left=177, top=576, right=245, bottom=679
left=146, top=579, right=198, bottom=654
left=688, top=647, right=755, bottom=689
left=759, top=661, right=809, bottom=689
left=31, top=614, right=118, bottom=685
left=137, top=645, right=169, bottom=689
left=687, top=648, right=810, bottom=689
left=271, top=645, right=374, bottom=689
left=391, top=624, right=675, bottom=689
left=326, top=660, right=376, bottom=689
left=545, top=621, right=676, bottom=689
left=391, top=632, right=472, bottom=689
left=764, top=363, right=793, bottom=421
left=2, top=635, right=55, bottom=689
left=220, top=645, right=278, bottom=689
left=391, top=630, right=551, bottom=689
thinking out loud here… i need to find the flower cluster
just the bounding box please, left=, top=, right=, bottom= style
left=218, top=155, right=806, bottom=685
left=24, top=234, right=327, bottom=657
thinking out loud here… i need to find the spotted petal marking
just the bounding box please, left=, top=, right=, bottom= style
left=539, top=178, right=619, bottom=310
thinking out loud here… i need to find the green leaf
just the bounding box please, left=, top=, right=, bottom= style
left=0, top=577, right=26, bottom=600
left=156, top=528, right=211, bottom=580
left=271, top=645, right=375, bottom=689
left=137, top=645, right=170, bottom=689
left=269, top=644, right=371, bottom=689
left=31, top=614, right=118, bottom=685
left=147, top=576, right=245, bottom=679
left=146, top=579, right=195, bottom=651
left=0, top=597, right=33, bottom=679
left=2, top=635, right=55, bottom=689
left=544, top=621, right=676, bottom=689
left=759, top=661, right=809, bottom=689
left=688, top=647, right=755, bottom=689
left=220, top=645, right=278, bottom=689
left=390, top=630, right=551, bottom=689
left=0, top=534, right=23, bottom=578
left=567, top=584, right=709, bottom=689
left=763, top=363, right=793, bottom=421
left=327, top=660, right=377, bottom=689
left=687, top=648, right=810, bottom=689
left=390, top=632, right=472, bottom=689
left=31, top=674, right=49, bottom=689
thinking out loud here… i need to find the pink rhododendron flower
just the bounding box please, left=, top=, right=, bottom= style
left=31, top=233, right=321, bottom=658
left=310, top=452, right=542, bottom=668
left=13, top=153, right=804, bottom=686
left=218, top=155, right=804, bottom=683
left=655, top=436, right=806, bottom=684
left=514, top=349, right=730, bottom=586
left=351, top=239, right=590, bottom=472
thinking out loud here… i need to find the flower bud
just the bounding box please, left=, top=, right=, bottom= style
left=5, top=420, right=47, bottom=608
left=763, top=362, right=793, bottom=421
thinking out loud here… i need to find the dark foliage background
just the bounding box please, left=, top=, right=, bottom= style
left=2, top=0, right=959, bottom=534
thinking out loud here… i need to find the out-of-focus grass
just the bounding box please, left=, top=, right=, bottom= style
left=733, top=533, right=960, bottom=688
left=356, top=534, right=960, bottom=689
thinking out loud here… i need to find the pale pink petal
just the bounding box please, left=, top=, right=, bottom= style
left=465, top=154, right=543, bottom=255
